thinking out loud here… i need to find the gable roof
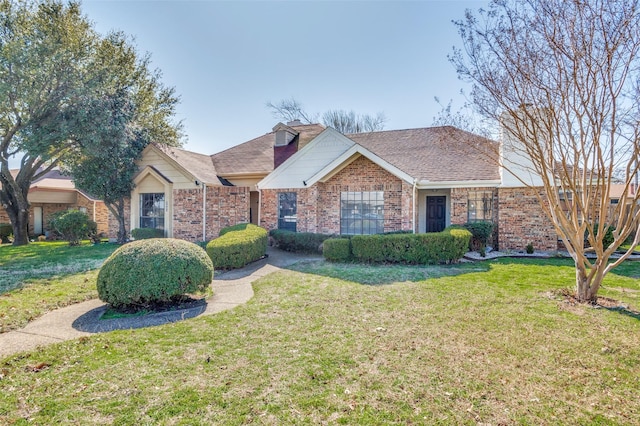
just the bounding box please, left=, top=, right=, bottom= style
left=153, top=144, right=223, bottom=185
left=211, top=123, right=325, bottom=176
left=347, top=126, right=500, bottom=183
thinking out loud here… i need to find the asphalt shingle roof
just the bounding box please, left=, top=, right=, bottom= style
left=211, top=124, right=325, bottom=176
left=347, top=126, right=500, bottom=182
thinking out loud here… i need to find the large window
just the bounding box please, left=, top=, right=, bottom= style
left=278, top=192, right=297, bottom=232
left=467, top=191, right=493, bottom=222
left=140, top=193, right=165, bottom=229
left=341, top=191, right=384, bottom=235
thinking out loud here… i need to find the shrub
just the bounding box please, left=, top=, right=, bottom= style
left=350, top=227, right=471, bottom=264
left=586, top=223, right=616, bottom=248
left=131, top=227, right=165, bottom=240
left=48, top=210, right=97, bottom=246
left=206, top=223, right=268, bottom=269
left=323, top=238, right=352, bottom=262
left=269, top=229, right=333, bottom=254
left=463, top=221, right=494, bottom=253
left=526, top=242, right=534, bottom=254
left=97, top=238, right=213, bottom=310
left=0, top=223, right=12, bottom=244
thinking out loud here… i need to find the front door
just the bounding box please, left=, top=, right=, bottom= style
left=33, top=206, right=43, bottom=235
left=426, top=196, right=446, bottom=232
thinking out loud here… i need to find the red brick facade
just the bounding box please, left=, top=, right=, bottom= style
left=261, top=156, right=414, bottom=234
left=497, top=187, right=558, bottom=251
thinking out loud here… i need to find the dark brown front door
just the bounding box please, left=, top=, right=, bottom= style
left=426, top=196, right=446, bottom=232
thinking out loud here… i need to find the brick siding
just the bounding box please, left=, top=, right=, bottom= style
left=497, top=187, right=558, bottom=251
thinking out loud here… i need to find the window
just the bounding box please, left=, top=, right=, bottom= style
left=140, top=193, right=165, bottom=229
left=278, top=192, right=297, bottom=232
left=341, top=191, right=384, bottom=235
left=79, top=207, right=87, bottom=214
left=467, top=191, right=493, bottom=222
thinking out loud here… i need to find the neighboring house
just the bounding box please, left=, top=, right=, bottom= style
left=0, top=169, right=109, bottom=237
left=114, top=121, right=566, bottom=250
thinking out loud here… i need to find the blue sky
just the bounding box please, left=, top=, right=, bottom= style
left=80, top=0, right=488, bottom=156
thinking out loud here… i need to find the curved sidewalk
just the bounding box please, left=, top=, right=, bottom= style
left=0, top=248, right=321, bottom=358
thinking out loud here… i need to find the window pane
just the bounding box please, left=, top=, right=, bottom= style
left=340, top=191, right=384, bottom=235
left=278, top=192, right=297, bottom=231
left=140, top=193, right=165, bottom=230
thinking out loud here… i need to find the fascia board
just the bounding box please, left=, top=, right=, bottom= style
left=416, top=179, right=502, bottom=189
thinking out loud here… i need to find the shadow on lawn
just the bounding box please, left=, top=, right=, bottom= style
left=286, top=260, right=492, bottom=286
left=603, top=306, right=640, bottom=321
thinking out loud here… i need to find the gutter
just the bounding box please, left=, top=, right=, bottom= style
left=412, top=178, right=417, bottom=234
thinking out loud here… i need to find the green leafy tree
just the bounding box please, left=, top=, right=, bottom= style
left=64, top=32, right=181, bottom=244
left=451, top=0, right=640, bottom=302
left=48, top=209, right=96, bottom=246
left=0, top=0, right=97, bottom=245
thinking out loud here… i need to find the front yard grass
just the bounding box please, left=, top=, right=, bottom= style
left=1, top=257, right=639, bottom=424
left=0, top=241, right=118, bottom=332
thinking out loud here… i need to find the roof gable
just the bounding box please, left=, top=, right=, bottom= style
left=143, top=144, right=223, bottom=186
left=257, top=128, right=354, bottom=189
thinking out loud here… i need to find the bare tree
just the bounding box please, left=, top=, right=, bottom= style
left=266, top=97, right=386, bottom=134
left=265, top=97, right=317, bottom=124
left=322, top=110, right=386, bottom=134
left=431, top=96, right=496, bottom=139
left=451, top=0, right=640, bottom=302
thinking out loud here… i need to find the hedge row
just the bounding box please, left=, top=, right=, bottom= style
left=206, top=223, right=268, bottom=269
left=131, top=228, right=165, bottom=240
left=323, top=227, right=472, bottom=264
left=269, top=229, right=333, bottom=254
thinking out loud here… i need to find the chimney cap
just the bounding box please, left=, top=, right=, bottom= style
left=287, top=119, right=304, bottom=126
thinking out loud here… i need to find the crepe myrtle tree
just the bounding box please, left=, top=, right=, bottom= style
left=0, top=0, right=97, bottom=245
left=451, top=0, right=640, bottom=302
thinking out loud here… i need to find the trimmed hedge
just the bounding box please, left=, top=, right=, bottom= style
left=206, top=223, right=268, bottom=269
left=97, top=238, right=213, bottom=309
left=269, top=229, right=333, bottom=254
left=131, top=228, right=165, bottom=240
left=323, top=238, right=351, bottom=262
left=349, top=227, right=471, bottom=264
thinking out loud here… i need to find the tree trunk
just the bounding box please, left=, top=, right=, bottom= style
left=106, top=199, right=129, bottom=244
left=10, top=208, right=30, bottom=246
left=574, top=261, right=602, bottom=304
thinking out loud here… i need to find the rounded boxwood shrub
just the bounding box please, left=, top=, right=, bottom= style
left=97, top=238, right=214, bottom=309
left=48, top=210, right=97, bottom=246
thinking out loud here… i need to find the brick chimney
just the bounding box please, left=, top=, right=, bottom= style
left=273, top=122, right=300, bottom=168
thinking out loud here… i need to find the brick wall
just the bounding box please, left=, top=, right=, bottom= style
left=497, top=187, right=558, bottom=251
left=261, top=156, right=414, bottom=234
left=75, top=194, right=109, bottom=235
left=172, top=186, right=250, bottom=242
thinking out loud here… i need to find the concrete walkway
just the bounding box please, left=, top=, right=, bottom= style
left=0, top=248, right=322, bottom=358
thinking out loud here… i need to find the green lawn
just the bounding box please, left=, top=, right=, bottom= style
left=0, top=241, right=118, bottom=332
left=1, top=256, right=639, bottom=424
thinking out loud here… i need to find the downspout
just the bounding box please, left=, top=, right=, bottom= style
left=256, top=183, right=262, bottom=227
left=202, top=183, right=207, bottom=242
left=92, top=200, right=97, bottom=222
left=412, top=178, right=417, bottom=234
